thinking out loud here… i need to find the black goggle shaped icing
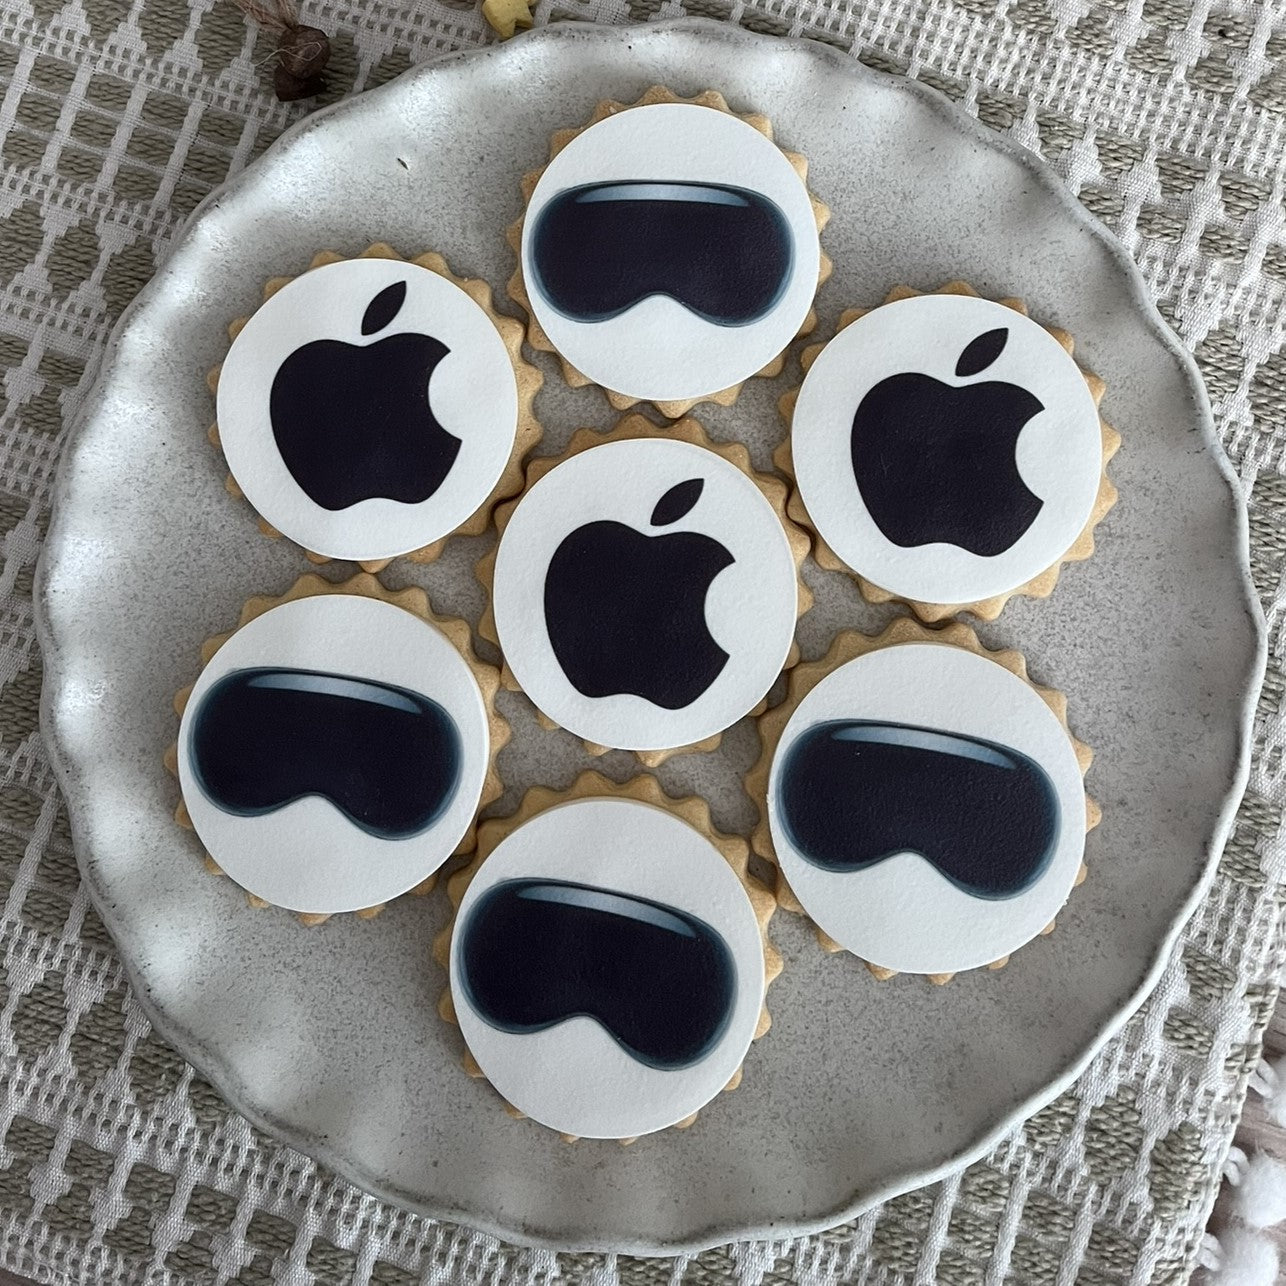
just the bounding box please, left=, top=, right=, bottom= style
left=528, top=181, right=794, bottom=326
left=189, top=667, right=462, bottom=840
left=778, top=721, right=1060, bottom=899
left=458, top=878, right=737, bottom=1070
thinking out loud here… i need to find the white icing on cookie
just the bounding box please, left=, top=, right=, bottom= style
left=791, top=294, right=1103, bottom=605
left=217, top=258, right=519, bottom=562
left=450, top=797, right=765, bottom=1138
left=177, top=594, right=489, bottom=915
left=521, top=103, right=821, bottom=404
left=767, top=642, right=1087, bottom=974
left=492, top=437, right=799, bottom=751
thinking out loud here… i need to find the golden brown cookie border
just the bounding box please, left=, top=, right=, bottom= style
left=207, top=242, right=543, bottom=572
left=476, top=411, right=813, bottom=766
left=431, top=769, right=782, bottom=1143
left=746, top=614, right=1099, bottom=982
left=776, top=281, right=1121, bottom=622
left=507, top=86, right=833, bottom=419
left=164, top=571, right=511, bottom=926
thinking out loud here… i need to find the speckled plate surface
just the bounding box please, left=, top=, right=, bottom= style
left=35, top=19, right=1265, bottom=1255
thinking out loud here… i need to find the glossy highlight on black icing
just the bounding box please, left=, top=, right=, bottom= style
left=529, top=181, right=793, bottom=326
left=458, top=878, right=737, bottom=1070
left=189, top=667, right=462, bottom=839
left=778, top=720, right=1060, bottom=899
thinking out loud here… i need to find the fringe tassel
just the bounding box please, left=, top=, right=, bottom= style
left=1203, top=1058, right=1286, bottom=1282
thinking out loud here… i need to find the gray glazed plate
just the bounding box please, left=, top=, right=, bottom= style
left=36, top=18, right=1266, bottom=1255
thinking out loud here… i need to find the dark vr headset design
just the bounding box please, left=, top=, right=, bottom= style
left=778, top=720, right=1060, bottom=899
left=529, top=181, right=794, bottom=327
left=458, top=878, right=738, bottom=1071
left=189, top=667, right=462, bottom=839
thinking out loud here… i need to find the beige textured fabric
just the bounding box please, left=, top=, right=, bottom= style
left=0, top=0, right=1284, bottom=1282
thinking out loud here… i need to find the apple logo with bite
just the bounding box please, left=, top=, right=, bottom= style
left=269, top=280, right=462, bottom=511
left=543, top=478, right=734, bottom=710
left=850, top=327, right=1045, bottom=557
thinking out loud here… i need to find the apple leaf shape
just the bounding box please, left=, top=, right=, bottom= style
left=651, top=478, right=704, bottom=527
left=361, top=281, right=407, bottom=336
left=955, top=328, right=1008, bottom=378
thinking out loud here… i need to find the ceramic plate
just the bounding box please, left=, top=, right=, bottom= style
left=36, top=19, right=1266, bottom=1254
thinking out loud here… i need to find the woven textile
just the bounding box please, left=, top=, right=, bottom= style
left=0, top=0, right=1284, bottom=1281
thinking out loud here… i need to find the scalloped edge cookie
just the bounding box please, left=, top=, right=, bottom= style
left=476, top=411, right=812, bottom=766
left=776, top=281, right=1120, bottom=622
left=164, top=571, right=510, bottom=925
left=745, top=614, right=1098, bottom=982
left=507, top=86, right=832, bottom=419
left=432, top=769, right=781, bottom=1143
left=207, top=242, right=543, bottom=572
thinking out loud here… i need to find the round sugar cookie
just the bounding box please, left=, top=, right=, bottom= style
left=751, top=622, right=1094, bottom=977
left=215, top=252, right=538, bottom=565
left=173, top=576, right=503, bottom=919
left=446, top=786, right=773, bottom=1139
left=488, top=428, right=804, bottom=755
left=517, top=96, right=823, bottom=410
left=786, top=290, right=1115, bottom=618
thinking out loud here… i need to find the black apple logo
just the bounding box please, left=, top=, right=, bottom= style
left=269, top=280, right=462, bottom=511
left=542, top=478, right=735, bottom=710
left=849, top=327, right=1045, bottom=557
